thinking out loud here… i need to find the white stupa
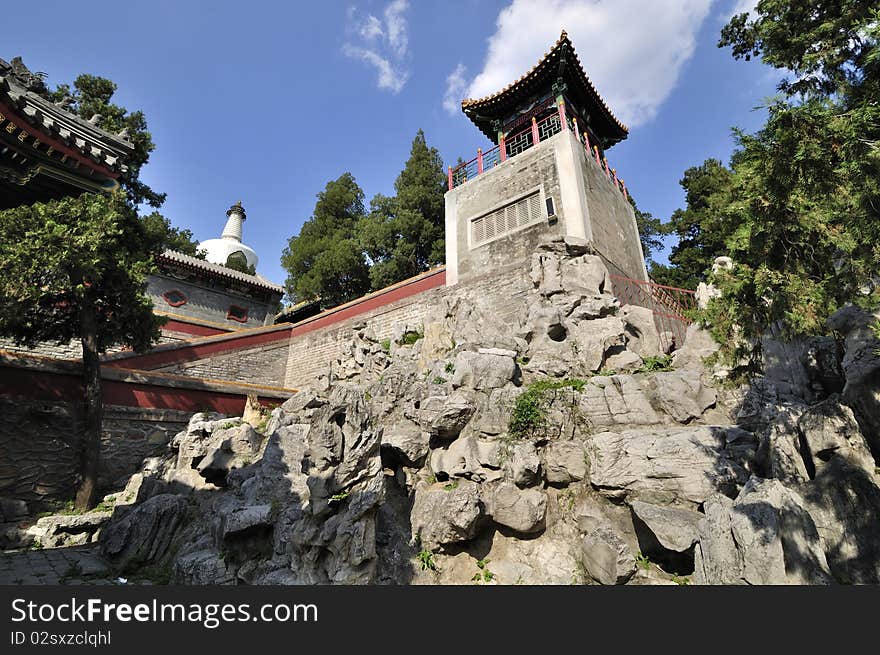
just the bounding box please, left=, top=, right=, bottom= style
left=197, top=201, right=259, bottom=270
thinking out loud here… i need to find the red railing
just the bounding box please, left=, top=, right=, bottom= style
left=608, top=275, right=696, bottom=354
left=448, top=100, right=631, bottom=202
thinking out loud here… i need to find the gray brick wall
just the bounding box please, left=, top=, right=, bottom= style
left=153, top=340, right=290, bottom=387
left=284, top=265, right=532, bottom=388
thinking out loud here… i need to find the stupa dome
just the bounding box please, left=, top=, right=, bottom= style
left=197, top=201, right=259, bottom=270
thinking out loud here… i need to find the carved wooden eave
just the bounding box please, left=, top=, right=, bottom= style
left=0, top=57, right=135, bottom=207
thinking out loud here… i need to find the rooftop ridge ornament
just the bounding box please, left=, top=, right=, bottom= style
left=7, top=56, right=48, bottom=94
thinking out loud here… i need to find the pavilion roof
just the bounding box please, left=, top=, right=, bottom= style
left=460, top=31, right=628, bottom=147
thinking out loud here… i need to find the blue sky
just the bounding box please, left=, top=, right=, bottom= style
left=7, top=1, right=774, bottom=288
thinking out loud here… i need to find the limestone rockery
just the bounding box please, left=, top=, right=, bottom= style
left=94, top=240, right=880, bottom=584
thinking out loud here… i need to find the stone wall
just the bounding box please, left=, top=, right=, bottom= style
left=284, top=265, right=532, bottom=388
left=0, top=396, right=189, bottom=509
left=575, top=138, right=648, bottom=282
left=152, top=339, right=290, bottom=388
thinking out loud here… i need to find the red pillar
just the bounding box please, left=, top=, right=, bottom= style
left=448, top=166, right=453, bottom=190
left=499, top=133, right=506, bottom=162
left=477, top=148, right=484, bottom=174
left=621, top=180, right=628, bottom=200
left=531, top=116, right=540, bottom=145
left=572, top=116, right=580, bottom=142
left=593, top=145, right=601, bottom=165
left=603, top=158, right=611, bottom=179
left=613, top=169, right=619, bottom=188
left=583, top=130, right=591, bottom=152
left=557, top=99, right=568, bottom=130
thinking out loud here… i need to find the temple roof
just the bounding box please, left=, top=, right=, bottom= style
left=0, top=57, right=134, bottom=174
left=158, top=250, right=284, bottom=295
left=460, top=31, right=628, bottom=147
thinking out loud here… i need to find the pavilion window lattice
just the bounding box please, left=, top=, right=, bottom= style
left=505, top=130, right=533, bottom=158
left=471, top=191, right=542, bottom=247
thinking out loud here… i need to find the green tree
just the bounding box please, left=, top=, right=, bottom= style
left=629, top=199, right=665, bottom=270
left=651, top=159, right=735, bottom=290
left=48, top=75, right=163, bottom=209
left=358, top=130, right=446, bottom=289
left=694, top=1, right=880, bottom=367
left=281, top=173, right=370, bottom=306
left=45, top=73, right=200, bottom=254
left=0, top=193, right=166, bottom=509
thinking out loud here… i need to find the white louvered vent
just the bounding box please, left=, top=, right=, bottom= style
left=470, top=192, right=542, bottom=248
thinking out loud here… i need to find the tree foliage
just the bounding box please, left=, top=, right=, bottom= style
left=359, top=130, right=446, bottom=289
left=0, top=193, right=163, bottom=351
left=656, top=2, right=880, bottom=366
left=45, top=73, right=199, bottom=254
left=650, top=159, right=735, bottom=290
left=281, top=173, right=371, bottom=306
left=282, top=131, right=447, bottom=306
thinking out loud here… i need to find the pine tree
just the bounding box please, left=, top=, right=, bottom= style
left=281, top=173, right=371, bottom=306
left=358, top=130, right=446, bottom=289
left=0, top=193, right=166, bottom=509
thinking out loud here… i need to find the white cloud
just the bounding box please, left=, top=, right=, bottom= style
left=729, top=0, right=758, bottom=18
left=443, top=63, right=468, bottom=114
left=344, top=1, right=410, bottom=94
left=463, top=0, right=714, bottom=129
left=385, top=0, right=409, bottom=58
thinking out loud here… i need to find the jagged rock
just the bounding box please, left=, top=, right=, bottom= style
left=418, top=321, right=456, bottom=369
left=451, top=350, right=517, bottom=390
left=567, top=294, right=619, bottom=322
left=620, top=305, right=663, bottom=358
left=797, top=397, right=875, bottom=475
left=800, top=458, right=880, bottom=584
left=762, top=409, right=811, bottom=486
left=542, top=440, right=587, bottom=484
left=381, top=421, right=430, bottom=467
left=826, top=305, right=880, bottom=457
left=646, top=370, right=716, bottom=423
left=580, top=526, right=637, bottom=585
left=507, top=442, right=541, bottom=488
left=803, top=336, right=845, bottom=396
left=280, top=389, right=326, bottom=414
left=524, top=301, right=567, bottom=343
left=26, top=511, right=112, bottom=548
left=587, top=426, right=757, bottom=507
left=430, top=436, right=502, bottom=483
left=411, top=480, right=483, bottom=550
left=561, top=254, right=609, bottom=296
left=174, top=549, right=235, bottom=584
left=197, top=423, right=262, bottom=485
left=569, top=316, right=626, bottom=372
left=530, top=252, right=564, bottom=296
left=418, top=392, right=475, bottom=440
left=728, top=478, right=833, bottom=585
left=100, top=494, right=189, bottom=569
left=0, top=498, right=27, bottom=522
left=578, top=375, right=661, bottom=427
left=693, top=494, right=742, bottom=585
left=221, top=504, right=273, bottom=539
left=603, top=347, right=643, bottom=371
left=629, top=500, right=701, bottom=553
left=470, top=387, right=520, bottom=436
left=485, top=482, right=546, bottom=534
left=671, top=323, right=720, bottom=369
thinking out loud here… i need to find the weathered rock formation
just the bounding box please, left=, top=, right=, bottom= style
left=84, top=240, right=879, bottom=585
